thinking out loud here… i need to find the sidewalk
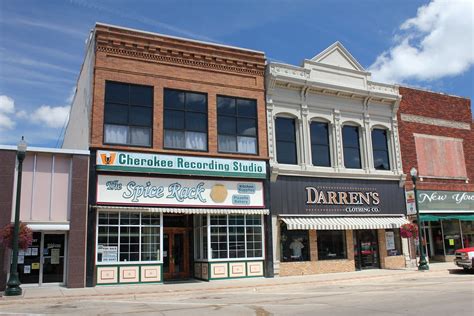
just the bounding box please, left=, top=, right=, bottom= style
left=0, top=262, right=455, bottom=302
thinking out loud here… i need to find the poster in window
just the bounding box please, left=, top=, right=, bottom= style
left=51, top=248, right=60, bottom=264
left=18, top=255, right=24, bottom=264
left=32, top=262, right=40, bottom=270
left=100, top=246, right=118, bottom=262
left=385, top=231, right=395, bottom=250
left=31, top=248, right=38, bottom=256
left=24, top=265, right=31, bottom=274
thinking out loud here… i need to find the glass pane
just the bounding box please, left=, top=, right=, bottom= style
left=218, top=135, right=237, bottom=152
left=237, top=99, right=257, bottom=117
left=275, top=118, right=296, bottom=142
left=277, top=141, right=297, bottom=164
left=164, top=89, right=184, bottom=109
left=217, top=96, right=236, bottom=115
left=218, top=116, right=236, bottom=135
left=344, top=147, right=361, bottom=169
left=310, top=122, right=329, bottom=145
left=372, top=129, right=388, bottom=150
left=19, top=232, right=41, bottom=284
left=42, top=234, right=66, bottom=283
left=374, top=150, right=390, bottom=170
left=104, top=103, right=128, bottom=124
left=186, top=112, right=207, bottom=132
left=317, top=230, right=347, bottom=260
left=237, top=136, right=257, bottom=154
left=237, top=118, right=256, bottom=136
left=105, top=82, right=129, bottom=104
left=130, top=127, right=151, bottom=146
left=186, top=131, right=207, bottom=150
left=186, top=92, right=207, bottom=112
left=164, top=130, right=185, bottom=149
left=104, top=124, right=128, bottom=144
left=442, top=220, right=462, bottom=255
left=129, top=106, right=152, bottom=126
left=461, top=221, right=474, bottom=248
left=164, top=109, right=185, bottom=129
left=312, top=144, right=331, bottom=167
left=280, top=224, right=310, bottom=262
left=342, top=126, right=359, bottom=148
left=130, top=85, right=153, bottom=106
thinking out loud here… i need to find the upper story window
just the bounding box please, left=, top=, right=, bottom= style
left=275, top=117, right=297, bottom=164
left=164, top=89, right=208, bottom=151
left=104, top=81, right=153, bottom=147
left=372, top=128, right=390, bottom=170
left=310, top=121, right=331, bottom=167
left=217, top=96, right=258, bottom=154
left=342, top=125, right=361, bottom=169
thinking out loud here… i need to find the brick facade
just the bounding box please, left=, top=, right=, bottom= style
left=398, top=86, right=473, bottom=191
left=90, top=24, right=267, bottom=160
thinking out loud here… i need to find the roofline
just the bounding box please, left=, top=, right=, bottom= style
left=400, top=84, right=471, bottom=101
left=0, top=145, right=90, bottom=156
left=95, top=22, right=265, bottom=55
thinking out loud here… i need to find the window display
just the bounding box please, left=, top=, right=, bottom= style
left=317, top=230, right=347, bottom=260
left=385, top=229, right=402, bottom=256
left=280, top=223, right=310, bottom=262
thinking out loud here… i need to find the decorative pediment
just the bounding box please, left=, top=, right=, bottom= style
left=310, top=41, right=365, bottom=72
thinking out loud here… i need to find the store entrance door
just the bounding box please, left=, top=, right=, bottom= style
left=163, top=228, right=190, bottom=280
left=354, top=230, right=380, bottom=270
left=17, top=232, right=66, bottom=285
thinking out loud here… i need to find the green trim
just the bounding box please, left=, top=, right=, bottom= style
left=207, top=261, right=264, bottom=280
left=96, top=165, right=266, bottom=179
left=420, top=214, right=474, bottom=222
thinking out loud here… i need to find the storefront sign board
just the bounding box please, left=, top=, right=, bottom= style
left=96, top=150, right=267, bottom=179
left=97, top=175, right=264, bottom=208
left=417, top=190, right=474, bottom=212
left=405, top=190, right=417, bottom=215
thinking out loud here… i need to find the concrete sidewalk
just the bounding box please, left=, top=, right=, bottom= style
left=0, top=262, right=457, bottom=302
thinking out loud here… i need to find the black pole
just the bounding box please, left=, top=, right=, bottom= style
left=5, top=146, right=26, bottom=296
left=412, top=174, right=429, bottom=271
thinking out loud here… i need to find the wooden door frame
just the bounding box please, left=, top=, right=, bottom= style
left=163, top=227, right=190, bottom=280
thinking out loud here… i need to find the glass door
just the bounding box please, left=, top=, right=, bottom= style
left=18, top=232, right=41, bottom=284
left=42, top=233, right=66, bottom=283
left=354, top=230, right=380, bottom=270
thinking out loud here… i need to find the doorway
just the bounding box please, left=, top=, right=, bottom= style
left=163, top=228, right=190, bottom=280
left=17, top=232, right=66, bottom=285
left=354, top=230, right=379, bottom=270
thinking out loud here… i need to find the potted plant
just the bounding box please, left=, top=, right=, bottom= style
left=400, top=223, right=418, bottom=239
left=0, top=222, right=33, bottom=250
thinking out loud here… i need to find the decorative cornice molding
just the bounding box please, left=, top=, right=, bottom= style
left=401, top=113, right=471, bottom=130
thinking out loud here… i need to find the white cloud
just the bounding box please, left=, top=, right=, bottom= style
left=0, top=95, right=16, bottom=130
left=31, top=105, right=70, bottom=128
left=369, top=0, right=474, bottom=83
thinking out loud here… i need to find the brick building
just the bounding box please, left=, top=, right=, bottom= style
left=398, top=86, right=473, bottom=262
left=63, top=23, right=270, bottom=286
left=0, top=146, right=89, bottom=290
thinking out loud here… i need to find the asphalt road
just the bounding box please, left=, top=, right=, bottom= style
left=0, top=269, right=472, bottom=315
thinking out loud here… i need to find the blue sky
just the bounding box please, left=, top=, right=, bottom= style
left=0, top=0, right=472, bottom=147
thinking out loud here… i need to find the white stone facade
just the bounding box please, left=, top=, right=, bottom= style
left=266, top=42, right=404, bottom=183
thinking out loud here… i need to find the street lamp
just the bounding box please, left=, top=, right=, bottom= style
left=5, top=136, right=27, bottom=296
left=410, top=167, right=429, bottom=271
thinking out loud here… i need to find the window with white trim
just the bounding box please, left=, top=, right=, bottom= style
left=97, top=211, right=161, bottom=263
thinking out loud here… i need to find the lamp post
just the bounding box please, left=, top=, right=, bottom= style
left=410, top=167, right=429, bottom=271
left=5, top=137, right=27, bottom=296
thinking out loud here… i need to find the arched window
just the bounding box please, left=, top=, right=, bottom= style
left=342, top=125, right=361, bottom=169
left=372, top=128, right=390, bottom=170
left=310, top=121, right=331, bottom=167
left=275, top=117, right=297, bottom=164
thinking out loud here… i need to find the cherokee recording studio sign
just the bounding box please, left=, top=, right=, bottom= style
left=270, top=176, right=405, bottom=215
left=96, top=174, right=264, bottom=208
left=96, top=150, right=266, bottom=179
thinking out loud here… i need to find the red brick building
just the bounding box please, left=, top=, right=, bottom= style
left=398, top=86, right=473, bottom=262
left=63, top=23, right=270, bottom=286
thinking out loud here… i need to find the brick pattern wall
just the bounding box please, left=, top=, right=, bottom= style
left=90, top=25, right=268, bottom=160
left=398, top=86, right=473, bottom=192
left=378, top=229, right=405, bottom=269
left=0, top=150, right=16, bottom=290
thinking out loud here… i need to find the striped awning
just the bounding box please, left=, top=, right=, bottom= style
left=281, top=216, right=408, bottom=230
left=94, top=205, right=269, bottom=215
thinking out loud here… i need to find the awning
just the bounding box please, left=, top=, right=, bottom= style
left=94, top=205, right=269, bottom=215
left=281, top=216, right=408, bottom=230
left=420, top=214, right=474, bottom=222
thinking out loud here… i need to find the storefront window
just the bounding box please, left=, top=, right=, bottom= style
left=461, top=221, right=474, bottom=248
left=317, top=230, right=347, bottom=260
left=384, top=229, right=402, bottom=256
left=431, top=223, right=445, bottom=256
left=97, top=211, right=161, bottom=263
left=442, top=220, right=462, bottom=255
left=280, top=223, right=310, bottom=262
left=195, top=214, right=263, bottom=260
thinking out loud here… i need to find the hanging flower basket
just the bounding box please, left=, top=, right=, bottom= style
left=0, top=222, right=33, bottom=250
left=400, top=223, right=418, bottom=239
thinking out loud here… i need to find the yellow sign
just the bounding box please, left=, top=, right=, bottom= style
left=449, top=239, right=455, bottom=246
left=32, top=263, right=40, bottom=270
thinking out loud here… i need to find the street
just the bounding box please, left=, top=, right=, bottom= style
left=0, top=267, right=472, bottom=315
